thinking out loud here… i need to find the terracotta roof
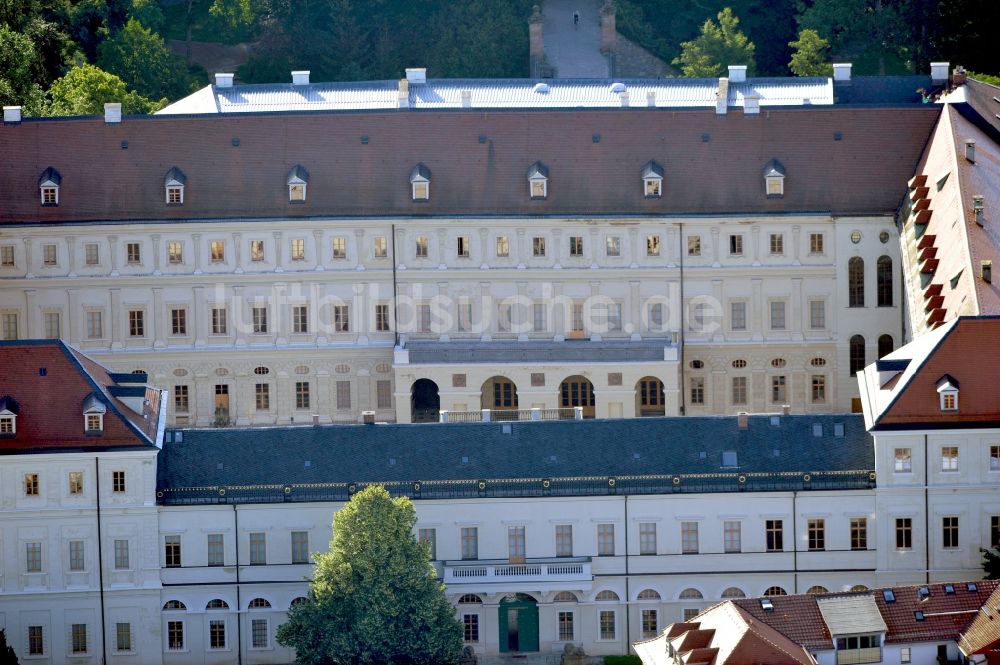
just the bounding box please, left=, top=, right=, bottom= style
left=959, top=584, right=1000, bottom=656
left=0, top=106, right=939, bottom=224
left=733, top=595, right=832, bottom=651
left=0, top=340, right=163, bottom=452
left=874, top=581, right=1000, bottom=645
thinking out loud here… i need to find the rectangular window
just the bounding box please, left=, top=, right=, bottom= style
left=170, top=308, right=187, bottom=335
left=334, top=305, right=350, bottom=332
left=85, top=243, right=99, bottom=265
left=332, top=237, right=347, bottom=259
left=296, top=381, right=311, bottom=410
left=766, top=520, right=784, bottom=552
left=126, top=242, right=141, bottom=264
left=25, top=473, right=39, bottom=496
left=112, top=470, right=125, bottom=493
left=641, top=609, right=658, bottom=639
left=86, top=310, right=103, bottom=339
left=290, top=305, right=308, bottom=334
left=606, top=236, right=621, bottom=256
left=496, top=236, right=509, bottom=257
left=0, top=245, right=14, bottom=267
left=770, top=301, right=786, bottom=330
left=71, top=624, right=87, bottom=654
left=689, top=377, right=704, bottom=405
left=532, top=236, right=546, bottom=257
left=991, top=515, right=1000, bottom=549
left=249, top=532, right=266, bottom=565
left=210, top=307, right=227, bottom=335
left=251, top=619, right=268, bottom=649
left=942, top=446, right=959, bottom=471
left=508, top=526, right=526, bottom=560
left=417, top=304, right=431, bottom=332
left=461, top=527, right=478, bottom=560
left=463, top=615, right=479, bottom=644
left=209, top=620, right=226, bottom=650
left=128, top=310, right=144, bottom=337
left=43, top=243, right=57, bottom=265
left=114, top=539, right=129, bottom=569
left=598, top=524, right=615, bottom=556
left=26, top=541, right=42, bottom=572
left=255, top=383, right=270, bottom=410
left=252, top=306, right=268, bottom=334
left=688, top=235, right=701, bottom=256
left=569, top=236, right=583, bottom=257
left=28, top=626, right=43, bottom=655
left=808, top=519, right=825, bottom=551
left=69, top=540, right=85, bottom=571
left=336, top=381, right=351, bottom=410
left=732, top=376, right=747, bottom=405
left=2, top=312, right=18, bottom=340
left=771, top=375, right=786, bottom=403
left=164, top=535, right=181, bottom=567
left=555, top=524, right=573, bottom=557
left=167, top=186, right=183, bottom=204
left=570, top=302, right=584, bottom=332
left=419, top=528, right=437, bottom=560
left=291, top=238, right=305, bottom=261
left=599, top=610, right=616, bottom=640
left=207, top=533, right=224, bottom=566
left=210, top=240, right=225, bottom=263
left=851, top=518, right=868, bottom=550
left=681, top=521, right=699, bottom=554
left=639, top=522, right=657, bottom=555
left=374, top=236, right=387, bottom=258
left=730, top=301, right=746, bottom=330
left=168, top=241, right=182, bottom=264
left=896, top=518, right=912, bottom=549
left=648, top=303, right=663, bottom=332
left=116, top=623, right=132, bottom=652
left=942, top=516, right=959, bottom=549
left=901, top=647, right=911, bottom=664
left=769, top=233, right=784, bottom=255
left=291, top=531, right=309, bottom=564
left=729, top=234, right=743, bottom=255
left=377, top=380, right=392, bottom=409
left=375, top=304, right=390, bottom=332
left=807, top=375, right=825, bottom=403
left=69, top=471, right=83, bottom=495
left=810, top=233, right=824, bottom=254
left=415, top=236, right=428, bottom=258
left=167, top=621, right=183, bottom=650
left=86, top=413, right=101, bottom=432
left=558, top=612, right=574, bottom=641
left=810, top=300, right=826, bottom=329
left=532, top=303, right=547, bottom=332
left=43, top=312, right=60, bottom=339
left=646, top=235, right=660, bottom=256
left=250, top=239, right=265, bottom=262
left=991, top=445, right=1000, bottom=471
left=724, top=521, right=742, bottom=553
left=894, top=448, right=912, bottom=473
left=497, top=303, right=512, bottom=332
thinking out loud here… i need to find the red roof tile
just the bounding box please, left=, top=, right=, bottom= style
left=875, top=581, right=999, bottom=644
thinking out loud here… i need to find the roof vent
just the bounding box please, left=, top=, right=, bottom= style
left=832, top=63, right=852, bottom=82
left=291, top=70, right=310, bottom=86
left=983, top=260, right=992, bottom=284
left=104, top=102, right=122, bottom=124
left=405, top=68, right=427, bottom=85
left=737, top=412, right=748, bottom=429
left=3, top=106, right=21, bottom=123
left=610, top=82, right=626, bottom=93
left=533, top=82, right=550, bottom=94
left=728, top=65, right=747, bottom=83
left=930, top=61, right=950, bottom=84
left=973, top=195, right=985, bottom=226
left=966, top=139, right=976, bottom=163
left=215, top=73, right=234, bottom=88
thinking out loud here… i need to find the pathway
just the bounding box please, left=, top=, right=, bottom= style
left=541, top=0, right=609, bottom=78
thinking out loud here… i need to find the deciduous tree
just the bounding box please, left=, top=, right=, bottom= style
left=46, top=63, right=163, bottom=115
left=0, top=25, right=45, bottom=112
left=96, top=17, right=190, bottom=101
left=674, top=7, right=756, bottom=78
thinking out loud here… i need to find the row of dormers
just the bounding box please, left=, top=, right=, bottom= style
left=0, top=394, right=106, bottom=437
left=33, top=160, right=787, bottom=207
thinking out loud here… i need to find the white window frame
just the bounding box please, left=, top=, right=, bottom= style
left=250, top=618, right=270, bottom=650
left=40, top=184, right=59, bottom=205
left=166, top=184, right=184, bottom=205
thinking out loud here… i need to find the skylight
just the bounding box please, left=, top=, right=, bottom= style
left=944, top=584, right=955, bottom=594
left=761, top=598, right=774, bottom=611
left=918, top=587, right=930, bottom=600
left=883, top=590, right=895, bottom=603
left=914, top=611, right=924, bottom=621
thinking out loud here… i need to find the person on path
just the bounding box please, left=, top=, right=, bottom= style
left=573, top=11, right=579, bottom=28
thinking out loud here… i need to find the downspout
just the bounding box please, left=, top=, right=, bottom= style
left=391, top=223, right=400, bottom=347
left=233, top=503, right=243, bottom=665
left=924, top=434, right=930, bottom=584
left=624, top=493, right=630, bottom=653
left=95, top=456, right=108, bottom=665
left=792, top=490, right=798, bottom=594
left=677, top=222, right=686, bottom=416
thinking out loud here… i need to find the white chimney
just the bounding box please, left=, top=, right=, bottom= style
left=104, top=103, right=122, bottom=124
left=461, top=90, right=472, bottom=108
left=716, top=78, right=729, bottom=115
left=833, top=63, right=852, bottom=82
left=398, top=79, right=410, bottom=108
left=974, top=195, right=985, bottom=226
left=737, top=412, right=748, bottom=429
left=931, top=62, right=950, bottom=84
left=646, top=91, right=656, bottom=107
left=3, top=106, right=21, bottom=123
left=743, top=93, right=760, bottom=115
left=728, top=65, right=747, bottom=83
left=291, top=70, right=310, bottom=86
left=965, top=139, right=976, bottom=163
left=405, top=68, right=427, bottom=86
left=215, top=73, right=234, bottom=88
left=362, top=410, right=376, bottom=425
left=619, top=90, right=630, bottom=107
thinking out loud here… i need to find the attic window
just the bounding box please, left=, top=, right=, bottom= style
left=164, top=167, right=185, bottom=205
left=0, top=396, right=19, bottom=436
left=528, top=161, right=548, bottom=199
left=763, top=159, right=785, bottom=198
left=85, top=413, right=103, bottom=433
left=287, top=165, right=309, bottom=203
left=39, top=167, right=61, bottom=205
left=936, top=375, right=959, bottom=411
left=82, top=394, right=106, bottom=434
left=812, top=424, right=823, bottom=437
left=642, top=160, right=663, bottom=198
left=410, top=163, right=431, bottom=201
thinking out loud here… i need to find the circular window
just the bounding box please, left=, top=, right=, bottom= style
left=732, top=359, right=747, bottom=369
left=215, top=367, right=229, bottom=376
left=689, top=359, right=704, bottom=369
left=173, top=368, right=188, bottom=377
left=253, top=366, right=270, bottom=375
left=810, top=357, right=827, bottom=367
left=294, top=365, right=309, bottom=375
left=375, top=363, right=390, bottom=374
left=850, top=230, right=862, bottom=244
left=771, top=358, right=786, bottom=368
left=879, top=230, right=891, bottom=244
left=335, top=364, right=350, bottom=374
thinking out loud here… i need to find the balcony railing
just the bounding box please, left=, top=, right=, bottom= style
left=836, top=647, right=882, bottom=665
left=443, top=557, right=592, bottom=585
left=440, top=407, right=582, bottom=423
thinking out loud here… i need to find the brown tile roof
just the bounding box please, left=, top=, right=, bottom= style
left=733, top=594, right=832, bottom=651
left=0, top=340, right=162, bottom=451
left=874, top=581, right=1000, bottom=645
left=959, top=584, right=1000, bottom=656
left=0, top=107, right=939, bottom=224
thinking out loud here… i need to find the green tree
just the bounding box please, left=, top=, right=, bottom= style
left=674, top=7, right=756, bottom=78
left=97, top=17, right=191, bottom=101
left=788, top=28, right=833, bottom=76
left=46, top=64, right=163, bottom=115
left=983, top=547, right=1000, bottom=580
left=0, top=628, right=19, bottom=665
left=129, top=0, right=164, bottom=33
left=276, top=485, right=463, bottom=665
left=0, top=25, right=45, bottom=112
left=797, top=0, right=909, bottom=75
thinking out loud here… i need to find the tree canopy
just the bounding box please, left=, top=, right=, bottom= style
left=276, top=485, right=463, bottom=665
left=0, top=628, right=19, bottom=665
left=788, top=29, right=833, bottom=76
left=97, top=17, right=191, bottom=100
left=46, top=63, right=163, bottom=115
left=674, top=8, right=756, bottom=78
left=983, top=547, right=1000, bottom=580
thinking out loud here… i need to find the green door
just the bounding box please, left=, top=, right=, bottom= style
left=498, top=597, right=539, bottom=653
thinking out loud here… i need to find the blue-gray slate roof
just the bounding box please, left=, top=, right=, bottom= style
left=157, top=414, right=874, bottom=505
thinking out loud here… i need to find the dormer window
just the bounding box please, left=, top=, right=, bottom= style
left=39, top=167, right=61, bottom=205
left=763, top=159, right=785, bottom=198
left=410, top=164, right=431, bottom=201
left=0, top=395, right=18, bottom=436
left=82, top=394, right=106, bottom=434
left=528, top=161, right=548, bottom=199
left=642, top=160, right=663, bottom=198
left=936, top=374, right=959, bottom=411
left=287, top=165, right=308, bottom=203
left=164, top=167, right=185, bottom=205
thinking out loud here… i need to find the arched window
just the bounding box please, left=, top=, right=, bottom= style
left=553, top=592, right=578, bottom=602
left=206, top=599, right=229, bottom=610
left=806, top=586, right=829, bottom=594
left=637, top=589, right=661, bottom=600
left=877, top=256, right=893, bottom=307
left=458, top=594, right=483, bottom=604
left=849, top=335, right=866, bottom=376
left=763, top=586, right=787, bottom=597
left=595, top=590, right=620, bottom=601
left=850, top=584, right=870, bottom=592
left=679, top=588, right=703, bottom=600
left=848, top=257, right=865, bottom=307
left=878, top=334, right=894, bottom=359
left=248, top=598, right=272, bottom=609
left=721, top=587, right=746, bottom=599
left=290, top=597, right=309, bottom=608
left=163, top=600, right=186, bottom=610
